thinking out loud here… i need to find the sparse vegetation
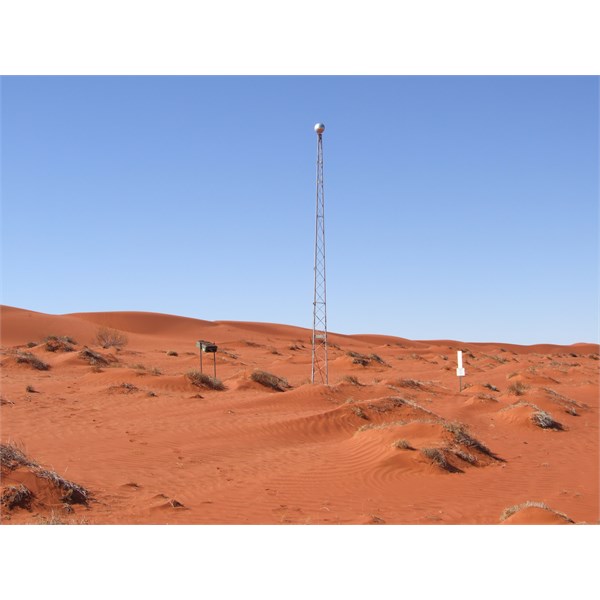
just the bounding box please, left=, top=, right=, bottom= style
left=250, top=370, right=291, bottom=392
left=368, top=354, right=387, bottom=365
left=25, top=385, right=37, bottom=394
left=393, top=439, right=412, bottom=450
left=15, top=352, right=50, bottom=370
left=186, top=370, right=225, bottom=391
left=150, top=367, right=162, bottom=376
left=443, top=421, right=494, bottom=457
left=96, top=327, right=128, bottom=349
left=79, top=347, right=110, bottom=366
left=44, top=335, right=76, bottom=352
left=450, top=448, right=478, bottom=464
left=396, top=378, right=426, bottom=390
left=351, top=406, right=369, bottom=420
left=507, top=381, right=528, bottom=396
left=1, top=484, right=33, bottom=510
left=166, top=350, right=178, bottom=356
left=0, top=443, right=89, bottom=505
left=531, top=410, right=564, bottom=430
left=342, top=375, right=362, bottom=386
left=499, top=501, right=573, bottom=523
left=483, top=383, right=499, bottom=392
left=109, top=382, right=139, bottom=394
left=289, top=344, right=303, bottom=351
left=26, top=341, right=38, bottom=348
left=421, top=447, right=450, bottom=470
left=347, top=351, right=370, bottom=366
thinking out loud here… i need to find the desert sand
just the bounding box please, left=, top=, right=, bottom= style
left=1, top=305, right=598, bottom=524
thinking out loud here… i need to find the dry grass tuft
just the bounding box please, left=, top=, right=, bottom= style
left=186, top=370, right=225, bottom=391
left=109, top=382, right=139, bottom=394
left=96, top=327, right=128, bottom=349
left=443, top=421, right=495, bottom=457
left=450, top=448, right=478, bottom=465
left=421, top=447, right=451, bottom=470
left=351, top=406, right=369, bottom=420
left=250, top=370, right=291, bottom=392
left=507, top=381, right=528, bottom=396
left=341, top=375, right=362, bottom=386
left=392, top=439, right=413, bottom=450
left=499, top=501, right=573, bottom=523
left=79, top=347, right=110, bottom=366
left=166, top=350, right=178, bottom=356
left=531, top=410, right=564, bottom=430
left=1, top=484, right=34, bottom=510
left=0, top=443, right=89, bottom=505
left=0, top=443, right=37, bottom=470
left=15, top=352, right=50, bottom=371
left=44, top=335, right=76, bottom=352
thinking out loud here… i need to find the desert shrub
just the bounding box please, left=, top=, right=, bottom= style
left=368, top=354, right=386, bottom=365
left=397, top=379, right=425, bottom=389
left=250, top=370, right=291, bottom=392
left=289, top=344, right=303, bottom=351
left=451, top=448, right=478, bottom=464
left=342, top=375, right=361, bottom=386
left=393, top=439, right=412, bottom=450
left=35, top=468, right=89, bottom=504
left=421, top=447, right=449, bottom=469
left=44, top=335, right=76, bottom=352
left=507, top=381, right=528, bottom=396
left=109, top=382, right=139, bottom=394
left=15, top=352, right=49, bottom=371
left=96, top=327, right=128, bottom=349
left=150, top=367, right=162, bottom=376
left=499, top=501, right=573, bottom=523
left=186, top=370, right=225, bottom=391
left=166, top=350, right=178, bottom=356
left=79, top=347, right=110, bottom=366
left=0, top=443, right=37, bottom=470
left=25, top=385, right=37, bottom=394
left=1, top=484, right=33, bottom=510
left=483, top=383, right=499, bottom=392
left=531, top=410, right=563, bottom=430
left=351, top=406, right=369, bottom=420
left=443, top=421, right=494, bottom=457
left=0, top=443, right=88, bottom=505
left=147, top=391, right=157, bottom=397
left=26, top=341, right=38, bottom=348
left=347, top=351, right=370, bottom=366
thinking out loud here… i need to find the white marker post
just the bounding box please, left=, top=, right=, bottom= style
left=456, top=350, right=466, bottom=391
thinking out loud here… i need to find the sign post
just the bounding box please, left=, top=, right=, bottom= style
left=196, top=340, right=218, bottom=378
left=456, top=350, right=466, bottom=391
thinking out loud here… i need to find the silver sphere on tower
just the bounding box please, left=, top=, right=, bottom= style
left=314, top=123, right=325, bottom=134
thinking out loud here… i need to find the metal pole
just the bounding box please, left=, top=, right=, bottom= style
left=311, top=123, right=328, bottom=385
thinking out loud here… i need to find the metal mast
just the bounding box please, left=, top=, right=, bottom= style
left=312, top=123, right=328, bottom=384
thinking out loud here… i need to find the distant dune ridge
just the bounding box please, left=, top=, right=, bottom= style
left=1, top=305, right=598, bottom=524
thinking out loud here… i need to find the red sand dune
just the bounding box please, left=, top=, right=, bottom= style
left=1, top=305, right=598, bottom=524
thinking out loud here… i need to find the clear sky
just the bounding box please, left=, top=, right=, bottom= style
left=1, top=76, right=598, bottom=344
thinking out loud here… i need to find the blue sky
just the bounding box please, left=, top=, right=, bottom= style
left=1, top=76, right=598, bottom=344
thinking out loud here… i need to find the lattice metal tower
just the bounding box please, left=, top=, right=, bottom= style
left=311, top=122, right=328, bottom=384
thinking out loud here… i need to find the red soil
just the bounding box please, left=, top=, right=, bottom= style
left=1, top=305, right=598, bottom=524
